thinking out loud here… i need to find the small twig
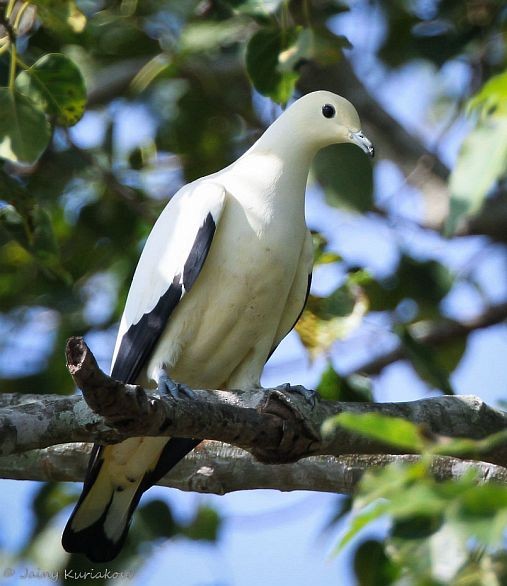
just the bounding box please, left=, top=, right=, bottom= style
left=64, top=130, right=155, bottom=220
left=350, top=301, right=507, bottom=376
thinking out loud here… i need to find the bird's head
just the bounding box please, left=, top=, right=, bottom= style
left=283, top=90, right=374, bottom=157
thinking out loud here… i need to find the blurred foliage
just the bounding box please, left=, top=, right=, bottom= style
left=317, top=362, right=372, bottom=402
left=0, top=0, right=506, bottom=582
left=295, top=275, right=368, bottom=359
left=327, top=413, right=507, bottom=585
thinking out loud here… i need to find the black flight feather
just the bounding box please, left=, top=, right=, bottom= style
left=62, top=212, right=217, bottom=562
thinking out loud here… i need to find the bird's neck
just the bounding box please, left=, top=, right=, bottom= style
left=230, top=123, right=317, bottom=215
left=248, top=117, right=318, bottom=172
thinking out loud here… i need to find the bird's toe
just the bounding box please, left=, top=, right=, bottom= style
left=157, top=372, right=195, bottom=400
left=275, top=383, right=318, bottom=407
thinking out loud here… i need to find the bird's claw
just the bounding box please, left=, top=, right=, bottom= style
left=275, top=383, right=317, bottom=407
left=157, top=372, right=195, bottom=400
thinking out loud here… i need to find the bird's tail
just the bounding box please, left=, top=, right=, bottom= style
left=62, top=443, right=148, bottom=562
left=62, top=437, right=200, bottom=562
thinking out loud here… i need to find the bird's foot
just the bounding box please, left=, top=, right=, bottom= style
left=157, top=371, right=195, bottom=400
left=275, top=383, right=317, bottom=408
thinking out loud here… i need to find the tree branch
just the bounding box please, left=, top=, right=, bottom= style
left=1, top=337, right=507, bottom=472
left=351, top=301, right=507, bottom=376
left=1, top=443, right=506, bottom=494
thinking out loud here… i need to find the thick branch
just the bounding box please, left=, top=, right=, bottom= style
left=1, top=338, right=507, bottom=470
left=352, top=301, right=507, bottom=376
left=1, top=443, right=506, bottom=494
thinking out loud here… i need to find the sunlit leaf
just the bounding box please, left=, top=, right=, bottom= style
left=16, top=53, right=87, bottom=126
left=446, top=116, right=507, bottom=235
left=32, top=0, right=86, bottom=34
left=180, top=19, right=253, bottom=54
left=224, top=0, right=285, bottom=17
left=324, top=412, right=427, bottom=452
left=468, top=70, right=507, bottom=118
left=333, top=501, right=389, bottom=553
left=0, top=88, right=51, bottom=164
left=296, top=286, right=368, bottom=358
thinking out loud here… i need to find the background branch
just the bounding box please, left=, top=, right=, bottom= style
left=351, top=301, right=507, bottom=376
left=1, top=442, right=506, bottom=494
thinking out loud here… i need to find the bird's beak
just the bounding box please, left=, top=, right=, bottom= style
left=349, top=130, right=374, bottom=158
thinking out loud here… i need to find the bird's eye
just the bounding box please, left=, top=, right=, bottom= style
left=322, top=104, right=336, bottom=119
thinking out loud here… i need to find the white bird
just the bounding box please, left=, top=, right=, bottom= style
left=62, top=90, right=374, bottom=562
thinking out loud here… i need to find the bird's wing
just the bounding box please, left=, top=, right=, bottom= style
left=62, top=182, right=225, bottom=562
left=268, top=229, right=314, bottom=359
left=111, top=181, right=226, bottom=384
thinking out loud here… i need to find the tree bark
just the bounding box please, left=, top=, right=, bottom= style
left=1, top=337, right=507, bottom=487
left=1, top=442, right=507, bottom=495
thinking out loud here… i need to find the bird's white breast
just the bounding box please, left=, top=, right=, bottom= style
left=146, top=153, right=309, bottom=390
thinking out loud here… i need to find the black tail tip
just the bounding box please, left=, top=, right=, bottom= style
left=62, top=525, right=125, bottom=563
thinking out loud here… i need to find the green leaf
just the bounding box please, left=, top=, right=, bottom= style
left=179, top=19, right=252, bottom=54
left=313, top=143, right=374, bottom=212
left=391, top=513, right=443, bottom=540
left=311, top=231, right=342, bottom=265
left=324, top=412, right=427, bottom=452
left=32, top=0, right=86, bottom=34
left=468, top=70, right=507, bottom=118
left=0, top=202, right=71, bottom=283
left=0, top=204, right=30, bottom=250
left=362, top=255, right=453, bottom=318
left=16, top=53, right=87, bottom=126
left=396, top=325, right=455, bottom=394
left=353, top=539, right=400, bottom=585
left=333, top=501, right=389, bottom=553
left=296, top=285, right=368, bottom=358
left=0, top=88, right=51, bottom=165
left=28, top=483, right=76, bottom=544
left=317, top=363, right=372, bottom=402
left=246, top=26, right=306, bottom=104
left=224, top=0, right=285, bottom=17
left=30, top=205, right=72, bottom=283
left=183, top=505, right=221, bottom=542
left=446, top=116, right=507, bottom=235
left=136, top=499, right=177, bottom=539
left=432, top=429, right=507, bottom=461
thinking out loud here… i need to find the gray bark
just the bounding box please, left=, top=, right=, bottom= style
left=0, top=338, right=507, bottom=476
left=1, top=442, right=506, bottom=495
